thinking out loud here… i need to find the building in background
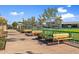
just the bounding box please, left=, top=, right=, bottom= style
left=62, top=22, right=79, bottom=28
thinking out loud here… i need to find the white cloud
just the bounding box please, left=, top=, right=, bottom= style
left=10, top=11, right=24, bottom=16
left=20, top=12, right=24, bottom=15
left=67, top=5, right=71, bottom=7
left=61, top=13, right=75, bottom=19
left=10, top=11, right=18, bottom=16
left=57, top=7, right=67, bottom=13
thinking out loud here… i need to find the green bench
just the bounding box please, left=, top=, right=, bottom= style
left=37, top=28, right=79, bottom=45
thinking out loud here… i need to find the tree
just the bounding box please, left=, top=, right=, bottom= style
left=43, top=8, right=58, bottom=19
left=42, top=8, right=62, bottom=28
left=0, top=16, right=7, bottom=31
left=21, top=17, right=36, bottom=29
left=31, top=16, right=36, bottom=27
left=38, top=15, right=46, bottom=27
left=0, top=16, right=7, bottom=25
left=12, top=22, right=18, bottom=29
left=22, top=18, right=27, bottom=29
left=55, top=16, right=62, bottom=28
left=38, top=8, right=58, bottom=27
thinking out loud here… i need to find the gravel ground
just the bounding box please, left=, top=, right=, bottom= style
left=0, top=29, right=79, bottom=54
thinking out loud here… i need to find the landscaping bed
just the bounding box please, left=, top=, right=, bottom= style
left=36, top=28, right=79, bottom=46
left=0, top=37, right=6, bottom=50
left=0, top=30, right=7, bottom=50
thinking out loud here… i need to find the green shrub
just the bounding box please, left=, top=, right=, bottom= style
left=0, top=37, right=6, bottom=50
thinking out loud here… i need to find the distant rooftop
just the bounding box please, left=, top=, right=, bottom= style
left=62, top=21, right=79, bottom=24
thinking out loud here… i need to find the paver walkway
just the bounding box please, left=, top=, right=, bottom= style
left=0, top=29, right=79, bottom=54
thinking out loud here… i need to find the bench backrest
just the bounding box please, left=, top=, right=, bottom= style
left=32, top=30, right=42, bottom=33
left=53, top=33, right=70, bottom=39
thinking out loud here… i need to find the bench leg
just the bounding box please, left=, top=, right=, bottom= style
left=58, top=40, right=60, bottom=44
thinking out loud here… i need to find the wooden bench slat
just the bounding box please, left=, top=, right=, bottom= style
left=53, top=33, right=72, bottom=41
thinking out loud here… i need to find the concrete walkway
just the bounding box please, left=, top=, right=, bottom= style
left=0, top=29, right=79, bottom=54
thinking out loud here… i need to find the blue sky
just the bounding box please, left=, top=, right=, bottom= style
left=0, top=5, right=79, bottom=24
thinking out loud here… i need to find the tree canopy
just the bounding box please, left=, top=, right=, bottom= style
left=43, top=8, right=58, bottom=19
left=15, top=8, right=62, bottom=29
left=0, top=16, right=7, bottom=25
left=12, top=22, right=18, bottom=29
left=38, top=8, right=62, bottom=28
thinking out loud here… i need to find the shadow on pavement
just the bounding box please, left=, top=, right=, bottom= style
left=6, top=38, right=17, bottom=42
left=26, top=51, right=34, bottom=54
left=19, top=38, right=26, bottom=41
